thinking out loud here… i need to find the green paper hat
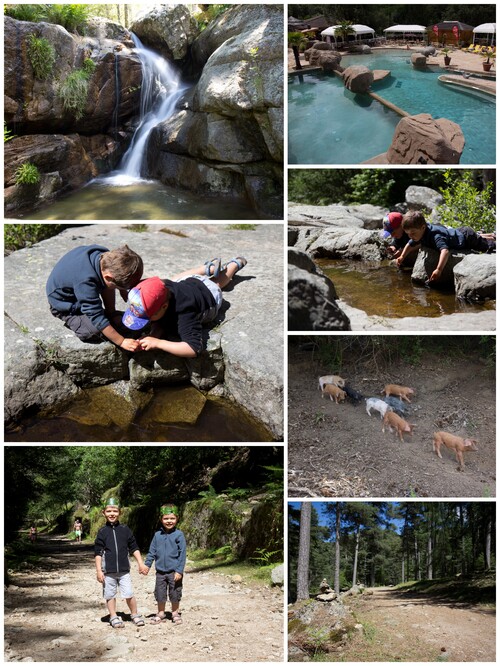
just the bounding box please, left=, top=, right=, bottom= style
left=160, top=504, right=179, bottom=516
left=103, top=497, right=120, bottom=508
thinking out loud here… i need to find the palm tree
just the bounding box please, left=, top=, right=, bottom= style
left=334, top=20, right=355, bottom=48
left=288, top=31, right=306, bottom=70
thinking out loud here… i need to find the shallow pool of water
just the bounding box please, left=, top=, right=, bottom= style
left=18, top=178, right=259, bottom=221
left=289, top=50, right=496, bottom=164
left=320, top=259, right=495, bottom=318
left=4, top=386, right=274, bottom=443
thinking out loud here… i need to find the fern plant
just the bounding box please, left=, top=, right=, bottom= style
left=14, top=162, right=40, bottom=185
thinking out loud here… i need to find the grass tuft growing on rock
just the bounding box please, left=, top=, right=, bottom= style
left=14, top=162, right=40, bottom=186
left=27, top=33, right=55, bottom=80
left=58, top=58, right=95, bottom=119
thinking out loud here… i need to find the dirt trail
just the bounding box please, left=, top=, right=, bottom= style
left=341, top=586, right=496, bottom=662
left=4, top=535, right=284, bottom=662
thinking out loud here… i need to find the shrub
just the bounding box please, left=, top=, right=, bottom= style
left=4, top=224, right=67, bottom=253
left=27, top=33, right=56, bottom=80
left=14, top=162, right=40, bottom=185
left=436, top=169, right=496, bottom=233
left=40, top=4, right=90, bottom=33
left=4, top=122, right=15, bottom=142
left=82, top=57, right=96, bottom=76
left=4, top=4, right=43, bottom=22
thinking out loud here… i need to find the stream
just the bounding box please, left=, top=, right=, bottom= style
left=320, top=259, right=495, bottom=318
left=5, top=384, right=274, bottom=442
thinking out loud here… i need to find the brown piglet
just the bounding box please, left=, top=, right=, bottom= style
left=432, top=431, right=478, bottom=471
left=382, top=410, right=415, bottom=442
left=322, top=384, right=346, bottom=404
left=382, top=384, right=415, bottom=403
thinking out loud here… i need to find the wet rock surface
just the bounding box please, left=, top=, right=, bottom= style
left=4, top=224, right=284, bottom=439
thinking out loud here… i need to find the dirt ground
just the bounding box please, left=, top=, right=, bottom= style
left=334, top=586, right=496, bottom=662
left=4, top=536, right=284, bottom=662
left=288, top=349, right=496, bottom=498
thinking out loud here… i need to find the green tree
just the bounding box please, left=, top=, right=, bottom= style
left=436, top=169, right=496, bottom=233
left=288, top=32, right=306, bottom=70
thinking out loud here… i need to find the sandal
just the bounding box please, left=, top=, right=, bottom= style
left=204, top=257, right=222, bottom=279
left=172, top=613, right=183, bottom=625
left=150, top=613, right=166, bottom=624
left=223, top=256, right=247, bottom=273
left=131, top=614, right=145, bottom=626
left=109, top=615, right=124, bottom=629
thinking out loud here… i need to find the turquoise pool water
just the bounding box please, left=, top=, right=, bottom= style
left=288, top=50, right=496, bottom=165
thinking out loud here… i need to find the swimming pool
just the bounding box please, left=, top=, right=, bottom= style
left=288, top=50, right=496, bottom=165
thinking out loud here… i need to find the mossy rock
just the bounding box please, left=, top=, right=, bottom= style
left=148, top=385, right=207, bottom=425
left=63, top=382, right=153, bottom=428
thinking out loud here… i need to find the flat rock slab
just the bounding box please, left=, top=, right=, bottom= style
left=4, top=224, right=284, bottom=438
left=373, top=69, right=390, bottom=81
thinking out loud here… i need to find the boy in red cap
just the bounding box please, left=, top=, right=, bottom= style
left=122, top=257, right=247, bottom=357
left=381, top=212, right=410, bottom=260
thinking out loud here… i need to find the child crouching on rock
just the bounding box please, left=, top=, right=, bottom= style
left=46, top=244, right=144, bottom=352
left=143, top=504, right=186, bottom=625
left=94, top=498, right=148, bottom=628
left=396, top=211, right=495, bottom=282
left=122, top=256, right=247, bottom=357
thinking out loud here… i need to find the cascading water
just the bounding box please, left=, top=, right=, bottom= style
left=107, top=33, right=187, bottom=185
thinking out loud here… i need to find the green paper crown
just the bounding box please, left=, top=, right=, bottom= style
left=104, top=497, right=120, bottom=508
left=160, top=504, right=178, bottom=516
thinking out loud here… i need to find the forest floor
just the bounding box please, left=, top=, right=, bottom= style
left=288, top=349, right=496, bottom=498
left=336, top=585, right=496, bottom=662
left=4, top=535, right=284, bottom=662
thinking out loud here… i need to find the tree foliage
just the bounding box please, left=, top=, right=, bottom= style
left=288, top=169, right=495, bottom=211
left=289, top=5, right=496, bottom=34
left=4, top=446, right=283, bottom=550
left=288, top=501, right=496, bottom=602
left=436, top=169, right=496, bottom=233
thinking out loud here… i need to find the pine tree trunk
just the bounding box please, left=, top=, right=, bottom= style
left=334, top=508, right=341, bottom=594
left=296, top=502, right=312, bottom=600
left=352, top=524, right=360, bottom=587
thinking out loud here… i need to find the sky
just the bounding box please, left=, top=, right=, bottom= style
left=289, top=501, right=405, bottom=534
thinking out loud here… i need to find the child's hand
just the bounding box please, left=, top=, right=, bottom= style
left=140, top=565, right=150, bottom=575
left=174, top=572, right=183, bottom=582
left=429, top=268, right=442, bottom=282
left=139, top=336, right=159, bottom=351
left=96, top=570, right=105, bottom=583
left=120, top=338, right=141, bottom=352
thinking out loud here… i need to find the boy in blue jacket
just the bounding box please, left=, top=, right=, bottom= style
left=94, top=498, right=148, bottom=628
left=46, top=244, right=143, bottom=352
left=144, top=504, right=187, bottom=625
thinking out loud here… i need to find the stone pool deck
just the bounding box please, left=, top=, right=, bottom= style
left=4, top=224, right=284, bottom=439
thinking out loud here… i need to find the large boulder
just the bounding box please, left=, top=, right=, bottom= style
left=288, top=249, right=351, bottom=331
left=317, top=51, right=343, bottom=72
left=453, top=254, right=496, bottom=302
left=306, top=228, right=386, bottom=262
left=288, top=203, right=365, bottom=228
left=405, top=185, right=443, bottom=212
left=386, top=113, right=465, bottom=164
left=411, top=53, right=427, bottom=68
left=347, top=204, right=385, bottom=230
left=4, top=16, right=141, bottom=134
left=342, top=65, right=374, bottom=93
left=411, top=247, right=464, bottom=287
left=144, top=4, right=283, bottom=218
left=130, top=5, right=198, bottom=62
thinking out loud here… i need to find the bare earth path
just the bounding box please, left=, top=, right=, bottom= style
left=5, top=536, right=284, bottom=662
left=340, top=586, right=495, bottom=662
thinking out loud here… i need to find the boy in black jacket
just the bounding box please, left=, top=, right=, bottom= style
left=94, top=498, right=147, bottom=628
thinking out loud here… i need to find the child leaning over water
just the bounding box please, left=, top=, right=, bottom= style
left=122, top=256, right=247, bottom=357
left=46, top=244, right=144, bottom=351
left=94, top=498, right=148, bottom=628
left=396, top=211, right=495, bottom=282
left=144, top=504, right=186, bottom=625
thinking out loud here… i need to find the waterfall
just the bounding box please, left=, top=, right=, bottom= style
left=109, top=33, right=186, bottom=185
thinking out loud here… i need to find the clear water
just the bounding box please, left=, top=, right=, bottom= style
left=320, top=259, right=495, bottom=318
left=5, top=387, right=274, bottom=443
left=19, top=179, right=259, bottom=220
left=289, top=50, right=496, bottom=164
